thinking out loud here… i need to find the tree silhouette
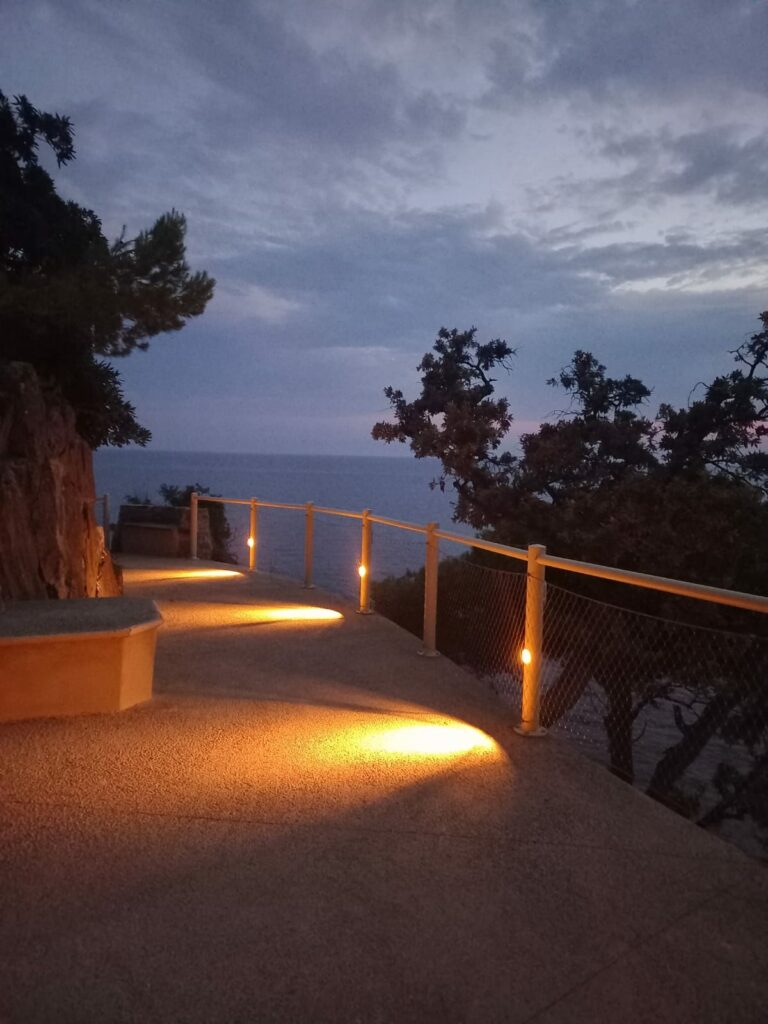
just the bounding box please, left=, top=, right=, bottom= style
left=0, top=90, right=215, bottom=446
left=373, top=318, right=768, bottom=838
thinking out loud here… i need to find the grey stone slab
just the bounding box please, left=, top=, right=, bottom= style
left=0, top=597, right=160, bottom=637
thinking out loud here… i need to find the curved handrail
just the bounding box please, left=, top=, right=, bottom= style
left=188, top=492, right=768, bottom=615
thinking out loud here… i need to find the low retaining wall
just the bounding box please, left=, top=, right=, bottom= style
left=112, top=505, right=212, bottom=559
left=120, top=522, right=181, bottom=557
left=0, top=598, right=162, bottom=722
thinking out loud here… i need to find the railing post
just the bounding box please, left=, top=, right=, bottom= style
left=248, top=499, right=258, bottom=572
left=515, top=543, right=548, bottom=737
left=303, top=502, right=314, bottom=588
left=190, top=491, right=199, bottom=560
left=102, top=493, right=110, bottom=549
left=358, top=509, right=373, bottom=614
left=419, top=522, right=439, bottom=656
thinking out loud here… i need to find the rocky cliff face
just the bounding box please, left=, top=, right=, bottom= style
left=0, top=362, right=122, bottom=600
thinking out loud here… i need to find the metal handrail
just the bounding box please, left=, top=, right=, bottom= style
left=189, top=491, right=768, bottom=615
left=187, top=489, right=768, bottom=733
left=313, top=505, right=365, bottom=520
left=435, top=529, right=528, bottom=562
left=539, top=553, right=768, bottom=614
left=370, top=513, right=428, bottom=535
left=193, top=496, right=252, bottom=506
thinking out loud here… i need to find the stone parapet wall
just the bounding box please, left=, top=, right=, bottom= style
left=112, top=504, right=212, bottom=559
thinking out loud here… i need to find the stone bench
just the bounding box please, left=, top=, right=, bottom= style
left=0, top=598, right=162, bottom=722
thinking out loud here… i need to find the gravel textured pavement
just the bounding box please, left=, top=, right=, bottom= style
left=1, top=555, right=766, bottom=1023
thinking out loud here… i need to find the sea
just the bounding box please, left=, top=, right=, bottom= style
left=93, top=449, right=473, bottom=597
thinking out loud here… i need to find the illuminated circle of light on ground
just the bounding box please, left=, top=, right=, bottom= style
left=521, top=647, right=532, bottom=665
left=363, top=722, right=496, bottom=758
left=176, top=568, right=243, bottom=579
left=247, top=606, right=343, bottom=623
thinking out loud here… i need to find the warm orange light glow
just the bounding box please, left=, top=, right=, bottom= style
left=363, top=723, right=496, bottom=758
left=358, top=564, right=367, bottom=578
left=181, top=568, right=242, bottom=579
left=250, top=606, right=343, bottom=622
left=247, top=537, right=255, bottom=548
left=118, top=566, right=246, bottom=585
left=521, top=647, right=532, bottom=665
left=149, top=601, right=344, bottom=633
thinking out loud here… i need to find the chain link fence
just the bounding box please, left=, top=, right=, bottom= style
left=374, top=553, right=768, bottom=857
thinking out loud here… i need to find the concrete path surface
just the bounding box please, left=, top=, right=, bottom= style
left=1, top=555, right=767, bottom=1023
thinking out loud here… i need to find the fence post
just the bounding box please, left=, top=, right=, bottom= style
left=515, top=543, right=548, bottom=737
left=358, top=509, right=373, bottom=614
left=190, top=492, right=199, bottom=559
left=102, top=493, right=110, bottom=549
left=303, top=502, right=315, bottom=588
left=419, top=522, right=439, bottom=656
left=248, top=499, right=258, bottom=572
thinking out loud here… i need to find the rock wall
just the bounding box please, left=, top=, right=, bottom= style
left=0, top=362, right=122, bottom=600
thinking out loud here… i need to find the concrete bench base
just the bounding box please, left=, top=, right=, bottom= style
left=0, top=598, right=162, bottom=723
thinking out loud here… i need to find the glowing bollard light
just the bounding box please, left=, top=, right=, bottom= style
left=514, top=543, right=548, bottom=738
left=358, top=510, right=373, bottom=614
left=248, top=499, right=258, bottom=572
left=357, top=563, right=373, bottom=615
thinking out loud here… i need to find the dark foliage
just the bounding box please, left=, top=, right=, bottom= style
left=0, top=91, right=214, bottom=446
left=373, top=316, right=768, bottom=842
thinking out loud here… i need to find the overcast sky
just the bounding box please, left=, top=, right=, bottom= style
left=4, top=0, right=767, bottom=454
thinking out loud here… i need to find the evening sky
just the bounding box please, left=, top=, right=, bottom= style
left=3, top=0, right=766, bottom=453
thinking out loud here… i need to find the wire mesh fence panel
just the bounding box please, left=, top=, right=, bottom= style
left=223, top=503, right=250, bottom=566
left=197, top=499, right=248, bottom=566
left=310, top=513, right=362, bottom=599
left=251, top=507, right=306, bottom=581
left=373, top=553, right=527, bottom=701
left=369, top=524, right=426, bottom=595
left=538, top=581, right=768, bottom=854
left=437, top=558, right=527, bottom=706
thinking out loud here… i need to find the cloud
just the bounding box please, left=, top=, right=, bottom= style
left=566, top=229, right=768, bottom=290
left=214, top=284, right=303, bottom=325
left=3, top=0, right=767, bottom=455
left=484, top=0, right=768, bottom=104
left=204, top=204, right=605, bottom=354
left=593, top=126, right=768, bottom=209
left=204, top=206, right=766, bottom=352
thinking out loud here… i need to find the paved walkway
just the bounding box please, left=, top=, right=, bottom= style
left=1, top=556, right=766, bottom=1023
